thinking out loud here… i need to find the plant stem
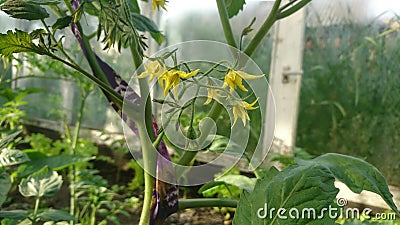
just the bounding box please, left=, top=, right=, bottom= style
left=276, top=0, right=311, bottom=19
left=69, top=90, right=89, bottom=225
left=90, top=204, right=97, bottom=225
left=244, top=0, right=282, bottom=57
left=178, top=198, right=237, bottom=210
left=47, top=53, right=124, bottom=108
left=32, top=197, right=40, bottom=225
left=137, top=123, right=156, bottom=225
left=177, top=102, right=224, bottom=166
left=129, top=29, right=156, bottom=225
left=216, top=0, right=237, bottom=48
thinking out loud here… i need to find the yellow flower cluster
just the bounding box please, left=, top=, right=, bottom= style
left=137, top=61, right=264, bottom=126
left=137, top=61, right=198, bottom=96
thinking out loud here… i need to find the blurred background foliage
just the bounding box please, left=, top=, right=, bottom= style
left=297, top=16, right=400, bottom=185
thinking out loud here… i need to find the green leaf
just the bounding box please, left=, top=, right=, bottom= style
left=19, top=166, right=62, bottom=197
left=216, top=175, right=256, bottom=193
left=0, top=210, right=29, bottom=220
left=233, top=164, right=339, bottom=225
left=207, top=135, right=245, bottom=157
left=0, top=30, right=47, bottom=56
left=25, top=0, right=59, bottom=5
left=127, top=0, right=140, bottom=13
left=0, top=130, right=21, bottom=149
left=224, top=0, right=245, bottom=18
left=0, top=170, right=11, bottom=206
left=131, top=13, right=159, bottom=33
left=17, top=154, right=93, bottom=178
left=37, top=209, right=76, bottom=222
left=1, top=0, right=49, bottom=20
left=296, top=153, right=400, bottom=216
left=150, top=32, right=164, bottom=45
left=0, top=149, right=30, bottom=167
left=51, top=16, right=72, bottom=31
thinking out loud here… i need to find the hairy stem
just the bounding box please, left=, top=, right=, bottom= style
left=244, top=0, right=282, bottom=57
left=129, top=29, right=156, bottom=225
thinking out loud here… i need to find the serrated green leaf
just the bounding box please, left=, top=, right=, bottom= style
left=233, top=164, right=339, bottom=225
left=0, top=170, right=11, bottom=206
left=17, top=154, right=94, bottom=178
left=52, top=16, right=72, bottom=31
left=224, top=0, right=245, bottom=18
left=0, top=30, right=47, bottom=56
left=1, top=0, right=49, bottom=20
left=296, top=153, right=400, bottom=216
left=131, top=13, right=159, bottom=33
left=0, top=210, right=29, bottom=220
left=0, top=149, right=30, bottom=167
left=216, top=175, right=256, bottom=193
left=37, top=209, right=76, bottom=222
left=29, top=29, right=47, bottom=39
left=19, top=166, right=62, bottom=197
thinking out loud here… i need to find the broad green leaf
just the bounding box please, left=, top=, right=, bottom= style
left=296, top=153, right=400, bottom=216
left=224, top=0, right=245, bottom=18
left=131, top=13, right=159, bottom=33
left=19, top=166, right=62, bottom=197
left=233, top=164, right=339, bottom=225
left=0, top=30, right=47, bottom=56
left=0, top=149, right=30, bottom=167
left=1, top=0, right=49, bottom=20
left=0, top=210, right=29, bottom=220
left=17, top=154, right=94, bottom=178
left=38, top=209, right=76, bottom=221
left=216, top=175, right=256, bottom=193
left=0, top=130, right=21, bottom=149
left=52, top=16, right=72, bottom=31
left=0, top=170, right=11, bottom=206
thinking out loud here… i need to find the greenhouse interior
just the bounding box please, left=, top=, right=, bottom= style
left=0, top=0, right=399, bottom=224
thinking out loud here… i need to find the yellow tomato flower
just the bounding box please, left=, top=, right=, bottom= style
left=152, top=0, right=167, bottom=11
left=222, top=70, right=264, bottom=93
left=232, top=98, right=259, bottom=126
left=204, top=87, right=219, bottom=105
left=159, top=69, right=199, bottom=96
left=136, top=61, right=166, bottom=82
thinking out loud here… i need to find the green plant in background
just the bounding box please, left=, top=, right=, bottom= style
left=0, top=1, right=399, bottom=225
left=0, top=132, right=77, bottom=225
left=297, top=16, right=400, bottom=185
left=75, top=169, right=136, bottom=225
